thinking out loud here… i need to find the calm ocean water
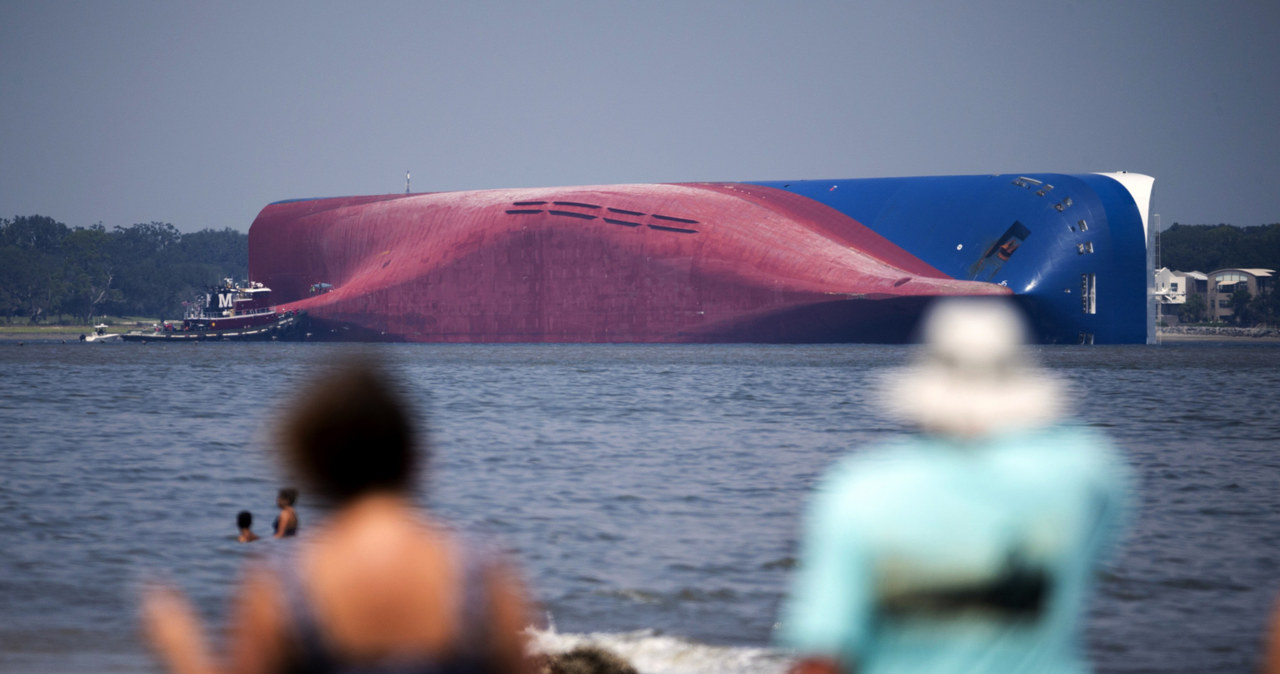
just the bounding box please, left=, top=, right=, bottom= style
left=1, top=340, right=1279, bottom=673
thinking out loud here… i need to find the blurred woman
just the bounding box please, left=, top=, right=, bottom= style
left=272, top=487, right=298, bottom=538
left=144, top=359, right=533, bottom=674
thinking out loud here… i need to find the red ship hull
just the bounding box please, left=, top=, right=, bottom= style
left=248, top=183, right=1010, bottom=343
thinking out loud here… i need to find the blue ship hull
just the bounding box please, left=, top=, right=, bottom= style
left=748, top=173, right=1154, bottom=344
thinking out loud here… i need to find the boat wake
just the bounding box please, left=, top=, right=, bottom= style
left=527, top=624, right=792, bottom=674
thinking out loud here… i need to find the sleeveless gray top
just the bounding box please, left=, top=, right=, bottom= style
left=272, top=538, right=500, bottom=674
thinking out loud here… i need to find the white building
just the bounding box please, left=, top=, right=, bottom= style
left=1154, top=269, right=1209, bottom=323
left=1154, top=267, right=1188, bottom=305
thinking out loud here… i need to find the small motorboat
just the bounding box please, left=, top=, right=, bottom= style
left=81, top=324, right=122, bottom=343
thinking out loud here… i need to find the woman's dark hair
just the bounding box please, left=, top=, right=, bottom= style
left=237, top=510, right=253, bottom=529
left=280, top=359, right=419, bottom=502
left=277, top=487, right=298, bottom=505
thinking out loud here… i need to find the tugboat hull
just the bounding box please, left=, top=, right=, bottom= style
left=121, top=312, right=307, bottom=342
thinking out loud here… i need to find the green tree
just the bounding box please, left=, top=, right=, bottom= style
left=1161, top=223, right=1280, bottom=272
left=177, top=228, right=249, bottom=278
left=0, top=216, right=70, bottom=323
left=0, top=245, right=65, bottom=323
left=1178, top=294, right=1208, bottom=323
left=109, top=222, right=183, bottom=317
left=0, top=214, right=68, bottom=250
left=1229, top=288, right=1253, bottom=326
left=1, top=216, right=251, bottom=323
left=165, top=227, right=249, bottom=317
left=61, top=226, right=122, bottom=323
left=1250, top=288, right=1280, bottom=326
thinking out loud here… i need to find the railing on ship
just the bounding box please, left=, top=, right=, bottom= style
left=184, top=303, right=276, bottom=320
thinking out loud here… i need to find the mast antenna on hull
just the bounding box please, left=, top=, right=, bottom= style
left=406, top=170, right=411, bottom=194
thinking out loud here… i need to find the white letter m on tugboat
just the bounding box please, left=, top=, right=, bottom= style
left=218, top=293, right=234, bottom=309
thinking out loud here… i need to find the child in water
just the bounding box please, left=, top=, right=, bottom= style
left=236, top=511, right=259, bottom=543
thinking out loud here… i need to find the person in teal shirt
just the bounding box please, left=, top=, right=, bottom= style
left=778, top=299, right=1131, bottom=674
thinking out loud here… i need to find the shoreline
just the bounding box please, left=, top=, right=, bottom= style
left=0, top=322, right=154, bottom=343
left=0, top=329, right=103, bottom=343
left=4, top=332, right=1279, bottom=344
left=1157, top=333, right=1280, bottom=343
left=1157, top=326, right=1280, bottom=342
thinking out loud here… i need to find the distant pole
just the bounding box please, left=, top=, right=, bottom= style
left=406, top=170, right=411, bottom=194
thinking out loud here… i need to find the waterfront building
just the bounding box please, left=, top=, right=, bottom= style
left=1206, top=268, right=1274, bottom=323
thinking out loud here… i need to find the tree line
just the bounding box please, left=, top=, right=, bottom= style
left=1, top=215, right=248, bottom=325
left=3, top=216, right=1276, bottom=326
left=1160, top=223, right=1280, bottom=273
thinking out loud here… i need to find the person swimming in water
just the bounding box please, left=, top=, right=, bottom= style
left=236, top=511, right=259, bottom=543
left=272, top=487, right=298, bottom=538
left=142, top=358, right=534, bottom=674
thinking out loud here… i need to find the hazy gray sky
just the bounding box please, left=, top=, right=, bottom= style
left=3, top=1, right=1278, bottom=233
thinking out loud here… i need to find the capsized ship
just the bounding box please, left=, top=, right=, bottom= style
left=248, top=173, right=1153, bottom=344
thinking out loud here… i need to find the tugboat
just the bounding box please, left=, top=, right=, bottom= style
left=121, top=279, right=306, bottom=342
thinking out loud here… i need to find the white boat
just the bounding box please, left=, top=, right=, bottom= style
left=81, top=324, right=122, bottom=342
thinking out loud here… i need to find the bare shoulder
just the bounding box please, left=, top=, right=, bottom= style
left=227, top=560, right=294, bottom=674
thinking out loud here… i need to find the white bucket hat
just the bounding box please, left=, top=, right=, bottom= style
left=881, top=298, right=1068, bottom=437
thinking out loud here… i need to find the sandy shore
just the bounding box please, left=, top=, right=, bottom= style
left=1157, top=332, right=1280, bottom=343
left=0, top=330, right=99, bottom=343
left=1158, top=325, right=1280, bottom=342
left=0, top=323, right=152, bottom=343
left=0, top=326, right=152, bottom=342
